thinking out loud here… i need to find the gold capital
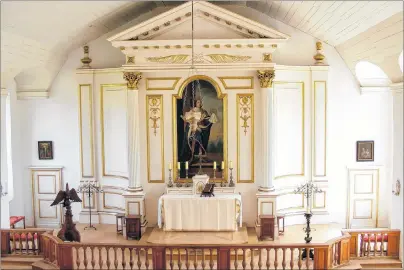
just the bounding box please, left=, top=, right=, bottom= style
left=257, top=70, right=275, bottom=88
left=123, top=72, right=142, bottom=90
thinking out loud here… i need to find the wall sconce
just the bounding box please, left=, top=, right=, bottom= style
left=392, top=179, right=401, bottom=196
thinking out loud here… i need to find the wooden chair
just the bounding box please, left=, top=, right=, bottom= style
left=360, top=233, right=388, bottom=256
left=10, top=216, right=25, bottom=229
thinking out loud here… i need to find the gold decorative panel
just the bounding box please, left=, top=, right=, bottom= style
left=146, top=77, right=181, bottom=90
left=237, top=94, right=254, bottom=183
left=37, top=175, right=56, bottom=194
left=218, top=76, right=254, bottom=90
left=146, top=95, right=165, bottom=183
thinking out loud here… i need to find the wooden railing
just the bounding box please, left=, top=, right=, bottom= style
left=37, top=232, right=351, bottom=270
left=342, top=229, right=401, bottom=259
left=1, top=228, right=52, bottom=256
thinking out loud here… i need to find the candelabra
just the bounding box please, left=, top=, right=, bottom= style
left=295, top=181, right=322, bottom=259
left=228, top=167, right=235, bottom=187
left=176, top=170, right=182, bottom=187
left=0, top=183, right=7, bottom=197
left=167, top=168, right=173, bottom=187
left=77, top=181, right=103, bottom=230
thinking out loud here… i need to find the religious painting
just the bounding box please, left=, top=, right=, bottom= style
left=356, top=141, right=374, bottom=162
left=174, top=77, right=226, bottom=181
left=38, top=141, right=53, bottom=160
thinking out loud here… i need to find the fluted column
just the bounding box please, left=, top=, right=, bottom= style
left=123, top=71, right=143, bottom=192
left=257, top=70, right=275, bottom=191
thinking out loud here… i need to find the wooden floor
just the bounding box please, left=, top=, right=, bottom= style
left=71, top=223, right=345, bottom=245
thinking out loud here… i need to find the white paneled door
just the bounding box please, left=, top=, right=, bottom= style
left=31, top=167, right=63, bottom=228
left=348, top=169, right=379, bottom=228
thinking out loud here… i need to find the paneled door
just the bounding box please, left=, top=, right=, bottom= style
left=31, top=167, right=63, bottom=228
left=348, top=168, right=379, bottom=228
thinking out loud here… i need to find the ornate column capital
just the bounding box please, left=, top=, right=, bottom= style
left=123, top=72, right=142, bottom=90
left=257, top=70, right=275, bottom=88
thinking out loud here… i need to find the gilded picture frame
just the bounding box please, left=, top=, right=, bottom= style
left=38, top=141, right=53, bottom=160
left=356, top=141, right=374, bottom=162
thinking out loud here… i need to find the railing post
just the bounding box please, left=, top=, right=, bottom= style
left=217, top=247, right=231, bottom=270
left=314, top=246, right=331, bottom=270
left=1, top=231, right=10, bottom=256
left=348, top=232, right=358, bottom=257
left=387, top=231, right=400, bottom=257
left=339, top=238, right=351, bottom=265
left=152, top=246, right=166, bottom=270
left=58, top=245, right=74, bottom=270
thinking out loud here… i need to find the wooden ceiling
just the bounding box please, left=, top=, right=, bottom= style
left=1, top=1, right=403, bottom=89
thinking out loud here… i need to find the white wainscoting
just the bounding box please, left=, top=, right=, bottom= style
left=79, top=84, right=95, bottom=178
left=101, top=84, right=129, bottom=179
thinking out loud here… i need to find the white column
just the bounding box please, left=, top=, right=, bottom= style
left=257, top=70, right=276, bottom=191
left=122, top=72, right=148, bottom=230
left=1, top=88, right=10, bottom=228
left=260, top=86, right=275, bottom=191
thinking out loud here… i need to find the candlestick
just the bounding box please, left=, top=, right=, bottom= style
left=167, top=168, right=173, bottom=187
left=185, top=167, right=189, bottom=180
left=229, top=161, right=233, bottom=169
left=213, top=168, right=217, bottom=183
left=221, top=161, right=224, bottom=170
left=229, top=167, right=235, bottom=187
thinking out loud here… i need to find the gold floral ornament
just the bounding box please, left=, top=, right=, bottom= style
left=239, top=95, right=252, bottom=135
left=123, top=72, right=142, bottom=90
left=148, top=97, right=161, bottom=136
left=257, top=70, right=275, bottom=88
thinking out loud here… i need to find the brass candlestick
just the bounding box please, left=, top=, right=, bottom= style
left=184, top=168, right=190, bottom=187
left=229, top=167, right=235, bottom=187
left=167, top=169, right=173, bottom=187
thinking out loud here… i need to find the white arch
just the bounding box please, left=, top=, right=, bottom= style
left=355, top=61, right=390, bottom=87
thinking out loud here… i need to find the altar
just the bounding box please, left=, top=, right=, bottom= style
left=158, top=194, right=242, bottom=231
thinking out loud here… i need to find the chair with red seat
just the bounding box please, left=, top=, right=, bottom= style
left=360, top=233, right=388, bottom=256
left=10, top=216, right=25, bottom=229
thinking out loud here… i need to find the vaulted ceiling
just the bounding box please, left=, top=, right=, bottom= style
left=1, top=1, right=403, bottom=90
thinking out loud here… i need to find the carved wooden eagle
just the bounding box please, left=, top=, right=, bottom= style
left=50, top=183, right=82, bottom=207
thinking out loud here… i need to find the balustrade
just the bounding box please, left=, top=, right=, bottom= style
left=1, top=229, right=51, bottom=256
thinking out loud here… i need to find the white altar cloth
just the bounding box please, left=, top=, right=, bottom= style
left=158, top=194, right=242, bottom=231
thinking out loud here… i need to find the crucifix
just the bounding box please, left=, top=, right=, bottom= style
left=194, top=152, right=207, bottom=175
left=294, top=180, right=323, bottom=259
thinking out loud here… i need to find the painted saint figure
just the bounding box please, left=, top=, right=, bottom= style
left=180, top=99, right=218, bottom=164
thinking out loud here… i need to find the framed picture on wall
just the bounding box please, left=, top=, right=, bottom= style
left=38, top=141, right=53, bottom=160
left=356, top=141, right=374, bottom=162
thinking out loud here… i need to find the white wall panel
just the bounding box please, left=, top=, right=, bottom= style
left=79, top=84, right=94, bottom=178
left=101, top=85, right=128, bottom=179
left=273, top=82, right=304, bottom=179
left=313, top=81, right=326, bottom=177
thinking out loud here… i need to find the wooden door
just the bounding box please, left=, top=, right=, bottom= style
left=348, top=168, right=379, bottom=228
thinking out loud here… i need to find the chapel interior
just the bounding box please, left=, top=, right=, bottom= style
left=0, top=1, right=403, bottom=269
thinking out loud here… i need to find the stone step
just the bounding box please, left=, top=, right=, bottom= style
left=1, top=256, right=43, bottom=269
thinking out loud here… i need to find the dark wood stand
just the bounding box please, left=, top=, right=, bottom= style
left=259, top=215, right=275, bottom=240
left=125, top=215, right=141, bottom=240
left=116, top=213, right=125, bottom=235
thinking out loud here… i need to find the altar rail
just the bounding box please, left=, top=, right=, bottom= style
left=34, top=232, right=351, bottom=270
left=342, top=229, right=401, bottom=259
left=1, top=228, right=52, bottom=256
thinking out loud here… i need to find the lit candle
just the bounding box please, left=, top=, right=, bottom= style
left=229, top=161, right=233, bottom=169
left=213, top=161, right=217, bottom=170
left=177, top=162, right=181, bottom=170
left=221, top=161, right=225, bottom=170
left=169, top=163, right=172, bottom=170
left=185, top=161, right=189, bottom=170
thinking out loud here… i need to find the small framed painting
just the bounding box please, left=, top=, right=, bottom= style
left=356, top=141, right=374, bottom=162
left=38, top=141, right=53, bottom=160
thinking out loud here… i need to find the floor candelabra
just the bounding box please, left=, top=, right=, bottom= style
left=77, top=181, right=103, bottom=230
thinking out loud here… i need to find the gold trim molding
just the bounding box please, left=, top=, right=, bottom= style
left=37, top=175, right=57, bottom=194
left=146, top=95, right=165, bottom=183
left=102, top=192, right=125, bottom=211
left=146, top=77, right=181, bottom=90
left=78, top=84, right=95, bottom=178
left=218, top=76, right=254, bottom=90
left=237, top=94, right=254, bottom=183
left=172, top=75, right=227, bottom=182
left=353, top=199, right=373, bottom=219
left=313, top=191, right=326, bottom=209
left=38, top=199, right=58, bottom=219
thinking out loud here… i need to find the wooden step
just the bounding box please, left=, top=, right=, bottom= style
left=351, top=258, right=403, bottom=269
left=1, top=256, right=43, bottom=269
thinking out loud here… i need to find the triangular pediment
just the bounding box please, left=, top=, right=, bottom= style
left=108, top=1, right=289, bottom=43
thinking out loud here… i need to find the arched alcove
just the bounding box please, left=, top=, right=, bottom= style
left=355, top=61, right=391, bottom=87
